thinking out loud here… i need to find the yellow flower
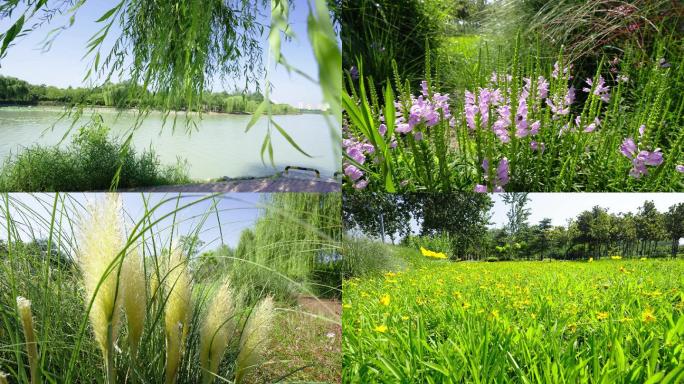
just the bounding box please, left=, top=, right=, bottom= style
left=401, top=316, right=409, bottom=321
left=640, top=257, right=647, bottom=261
left=342, top=304, right=352, bottom=309
left=588, top=257, right=593, bottom=262
left=641, top=308, right=656, bottom=323
left=611, top=255, right=622, bottom=260
left=379, top=294, right=390, bottom=306
left=374, top=324, right=388, bottom=333
left=491, top=309, right=500, bottom=320
left=462, top=301, right=471, bottom=310
left=596, top=312, right=609, bottom=321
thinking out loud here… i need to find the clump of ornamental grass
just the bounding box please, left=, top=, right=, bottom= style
left=199, top=279, right=240, bottom=384
left=78, top=195, right=125, bottom=384
left=163, top=246, right=193, bottom=384
left=16, top=296, right=38, bottom=384
left=234, top=296, right=274, bottom=384
left=122, top=247, right=147, bottom=359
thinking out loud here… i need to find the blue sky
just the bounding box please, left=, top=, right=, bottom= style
left=0, top=0, right=326, bottom=106
left=489, top=193, right=684, bottom=228
left=0, top=193, right=265, bottom=253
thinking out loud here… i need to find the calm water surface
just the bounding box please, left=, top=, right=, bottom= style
left=0, top=107, right=339, bottom=179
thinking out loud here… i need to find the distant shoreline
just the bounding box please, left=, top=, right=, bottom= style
left=0, top=101, right=327, bottom=116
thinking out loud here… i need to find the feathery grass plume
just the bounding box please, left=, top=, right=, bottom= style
left=122, top=246, right=146, bottom=357
left=200, top=279, right=239, bottom=384
left=163, top=246, right=193, bottom=384
left=16, top=297, right=38, bottom=384
left=78, top=195, right=125, bottom=384
left=234, top=296, right=274, bottom=384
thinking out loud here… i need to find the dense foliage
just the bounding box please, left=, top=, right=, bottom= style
left=343, top=256, right=684, bottom=382
left=194, top=193, right=343, bottom=300
left=345, top=194, right=684, bottom=261
left=0, top=116, right=189, bottom=191
left=0, top=76, right=300, bottom=114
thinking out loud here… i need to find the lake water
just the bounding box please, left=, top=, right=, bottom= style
left=0, top=107, right=340, bottom=180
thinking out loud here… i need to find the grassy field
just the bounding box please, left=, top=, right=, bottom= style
left=343, top=247, right=684, bottom=383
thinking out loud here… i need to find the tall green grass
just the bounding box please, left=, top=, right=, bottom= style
left=343, top=255, right=684, bottom=382
left=0, top=192, right=341, bottom=383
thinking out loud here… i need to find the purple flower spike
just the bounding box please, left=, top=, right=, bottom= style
left=349, top=66, right=359, bottom=80
left=474, top=184, right=488, bottom=193
left=344, top=164, right=364, bottom=181
left=496, top=158, right=510, bottom=186
left=378, top=123, right=387, bottom=136
left=620, top=138, right=638, bottom=159
left=639, top=124, right=646, bottom=137
left=676, top=165, right=684, bottom=173
left=353, top=179, right=369, bottom=190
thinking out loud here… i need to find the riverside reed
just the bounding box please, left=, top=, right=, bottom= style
left=0, top=192, right=341, bottom=383
left=343, top=245, right=684, bottom=382
left=342, top=33, right=684, bottom=192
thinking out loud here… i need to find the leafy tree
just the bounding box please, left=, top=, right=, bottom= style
left=664, top=203, right=684, bottom=257
left=342, top=192, right=411, bottom=243
left=413, top=193, right=493, bottom=260
left=502, top=193, right=530, bottom=259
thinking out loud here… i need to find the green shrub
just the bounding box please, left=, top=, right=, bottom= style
left=0, top=116, right=189, bottom=191
left=403, top=233, right=454, bottom=257
left=341, top=237, right=405, bottom=278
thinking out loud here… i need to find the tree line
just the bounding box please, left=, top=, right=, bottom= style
left=0, top=75, right=300, bottom=115
left=343, top=193, right=684, bottom=261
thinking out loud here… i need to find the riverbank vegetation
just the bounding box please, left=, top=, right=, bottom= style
left=341, top=0, right=683, bottom=191
left=0, top=192, right=341, bottom=383
left=0, top=116, right=190, bottom=191
left=0, top=76, right=301, bottom=115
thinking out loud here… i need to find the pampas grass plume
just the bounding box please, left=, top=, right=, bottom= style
left=78, top=195, right=124, bottom=383
left=199, top=279, right=239, bottom=383
left=164, top=246, right=193, bottom=384
left=234, top=296, right=274, bottom=384
left=16, top=296, right=38, bottom=384
left=122, top=247, right=146, bottom=357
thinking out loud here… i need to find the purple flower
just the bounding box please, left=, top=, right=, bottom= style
left=620, top=138, right=663, bottom=178
left=676, top=165, right=684, bottom=173
left=530, top=141, right=545, bottom=153
left=638, top=150, right=663, bottom=167
left=530, top=120, right=541, bottom=135
left=474, top=184, right=487, bottom=193
left=584, top=117, right=601, bottom=133
left=346, top=147, right=366, bottom=164
left=639, top=124, right=646, bottom=137
left=414, top=131, right=423, bottom=141
left=493, top=104, right=511, bottom=143
left=378, top=123, right=387, bottom=136
left=537, top=76, right=549, bottom=99
left=350, top=66, right=359, bottom=80
left=583, top=76, right=610, bottom=102
left=420, top=80, right=429, bottom=97
left=496, top=158, right=510, bottom=187
left=344, top=164, right=363, bottom=181
left=353, top=179, right=369, bottom=190
left=620, top=138, right=638, bottom=159
left=395, top=122, right=412, bottom=134
left=552, top=62, right=572, bottom=79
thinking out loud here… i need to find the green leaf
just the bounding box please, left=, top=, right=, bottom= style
left=95, top=2, right=122, bottom=23
left=1, top=14, right=24, bottom=57
left=245, top=100, right=267, bottom=132
left=272, top=120, right=312, bottom=158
